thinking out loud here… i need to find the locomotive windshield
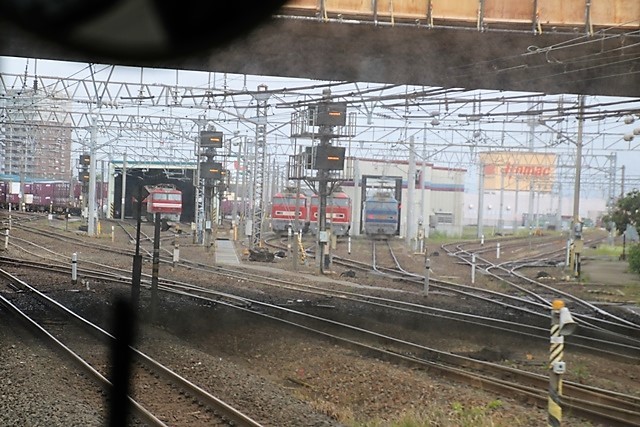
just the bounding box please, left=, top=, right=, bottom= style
left=274, top=196, right=304, bottom=206
left=366, top=201, right=396, bottom=211
left=152, top=193, right=181, bottom=201
left=311, top=196, right=349, bottom=207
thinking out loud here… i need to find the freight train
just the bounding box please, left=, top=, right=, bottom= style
left=270, top=190, right=309, bottom=235
left=363, top=192, right=399, bottom=238
left=309, top=191, right=352, bottom=237
left=0, top=178, right=107, bottom=215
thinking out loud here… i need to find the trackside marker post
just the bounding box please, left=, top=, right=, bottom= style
left=72, top=252, right=78, bottom=285
left=424, top=257, right=430, bottom=295
left=496, top=242, right=501, bottom=259
left=548, top=299, right=577, bottom=427
left=173, top=236, right=180, bottom=266
left=471, top=253, right=476, bottom=284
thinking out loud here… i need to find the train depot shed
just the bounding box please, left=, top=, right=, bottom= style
left=342, top=157, right=466, bottom=238
left=107, top=160, right=196, bottom=222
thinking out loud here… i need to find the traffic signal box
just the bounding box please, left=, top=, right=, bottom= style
left=200, top=131, right=223, bottom=148
left=309, top=102, right=347, bottom=127
left=305, top=146, right=346, bottom=170
left=200, top=161, right=226, bottom=180
left=78, top=154, right=90, bottom=182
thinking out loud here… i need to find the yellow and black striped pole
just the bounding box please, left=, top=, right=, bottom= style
left=548, top=299, right=566, bottom=427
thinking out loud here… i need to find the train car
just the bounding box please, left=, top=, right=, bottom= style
left=0, top=177, right=107, bottom=215
left=270, top=190, right=309, bottom=235
left=142, top=184, right=182, bottom=222
left=363, top=192, right=399, bottom=238
left=309, top=191, right=352, bottom=236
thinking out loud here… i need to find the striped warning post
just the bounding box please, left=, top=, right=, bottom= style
left=548, top=300, right=565, bottom=427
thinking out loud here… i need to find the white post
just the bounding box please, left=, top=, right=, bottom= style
left=496, top=242, right=501, bottom=259
left=3, top=229, right=8, bottom=250
left=481, top=234, right=485, bottom=246
left=424, top=257, right=430, bottom=295
left=565, top=239, right=571, bottom=267
left=348, top=235, right=352, bottom=254
left=71, top=252, right=78, bottom=285
left=471, top=253, right=476, bottom=284
left=111, top=225, right=115, bottom=242
left=173, top=239, right=180, bottom=266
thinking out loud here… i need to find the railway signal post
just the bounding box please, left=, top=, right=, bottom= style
left=199, top=130, right=226, bottom=263
left=288, top=90, right=354, bottom=274
left=548, top=299, right=577, bottom=427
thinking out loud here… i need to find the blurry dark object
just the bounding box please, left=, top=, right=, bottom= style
left=248, top=247, right=274, bottom=262
left=0, top=0, right=287, bottom=60
left=340, top=269, right=356, bottom=278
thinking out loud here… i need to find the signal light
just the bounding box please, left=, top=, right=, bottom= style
left=200, top=131, right=224, bottom=148
left=200, top=161, right=224, bottom=180
left=78, top=171, right=90, bottom=183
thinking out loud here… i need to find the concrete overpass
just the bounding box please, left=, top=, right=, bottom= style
left=1, top=0, right=639, bottom=97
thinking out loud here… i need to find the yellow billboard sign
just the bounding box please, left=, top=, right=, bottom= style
left=479, top=152, right=556, bottom=192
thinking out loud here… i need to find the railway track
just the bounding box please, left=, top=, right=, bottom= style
left=2, top=256, right=639, bottom=426
left=262, top=233, right=640, bottom=360
left=0, top=266, right=263, bottom=426
left=6, top=222, right=637, bottom=425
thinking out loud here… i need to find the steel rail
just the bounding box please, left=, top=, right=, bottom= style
left=0, top=267, right=264, bottom=427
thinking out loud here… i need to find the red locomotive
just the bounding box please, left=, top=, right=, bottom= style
left=270, top=189, right=309, bottom=235
left=309, top=191, right=352, bottom=237
left=142, top=184, right=183, bottom=223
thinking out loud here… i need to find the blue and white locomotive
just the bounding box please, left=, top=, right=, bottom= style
left=363, top=192, right=399, bottom=238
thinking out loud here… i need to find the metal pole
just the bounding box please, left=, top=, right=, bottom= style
left=151, top=212, right=161, bottom=321
left=498, top=171, right=505, bottom=234
left=572, top=95, right=585, bottom=230
left=120, top=153, right=127, bottom=220
left=406, top=135, right=416, bottom=244
left=477, top=162, right=485, bottom=238
left=88, top=114, right=98, bottom=235
left=571, top=96, right=585, bottom=279
left=232, top=137, right=242, bottom=232
left=131, top=185, right=143, bottom=310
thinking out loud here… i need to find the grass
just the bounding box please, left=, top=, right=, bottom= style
left=583, top=244, right=623, bottom=257
left=342, top=400, right=545, bottom=427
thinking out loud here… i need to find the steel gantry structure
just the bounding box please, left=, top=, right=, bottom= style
left=2, top=63, right=640, bottom=240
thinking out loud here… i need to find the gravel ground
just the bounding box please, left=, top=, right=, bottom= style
left=1, top=216, right=638, bottom=426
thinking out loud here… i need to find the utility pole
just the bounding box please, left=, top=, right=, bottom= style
left=406, top=135, right=416, bottom=246
left=120, top=153, right=127, bottom=220
left=570, top=95, right=585, bottom=278
left=88, top=113, right=98, bottom=236
left=250, top=84, right=271, bottom=249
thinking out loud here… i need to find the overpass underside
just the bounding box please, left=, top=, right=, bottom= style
left=0, top=0, right=639, bottom=97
